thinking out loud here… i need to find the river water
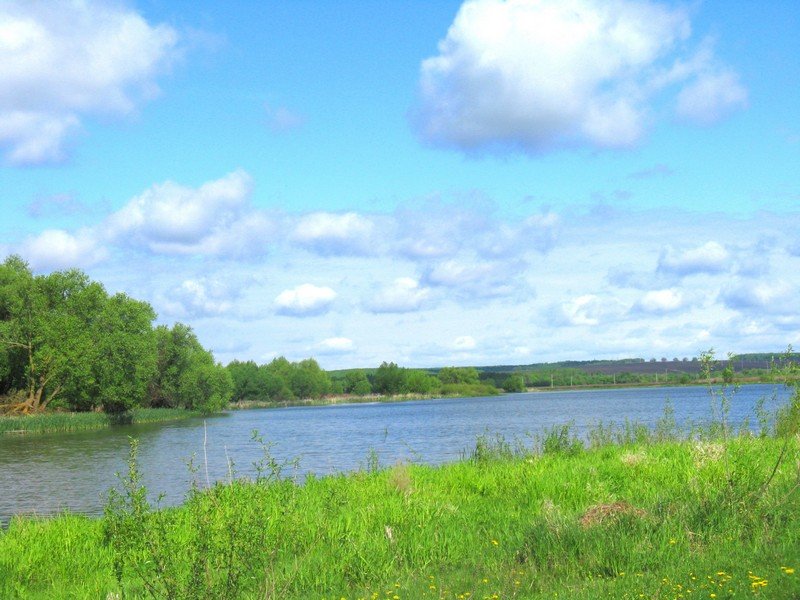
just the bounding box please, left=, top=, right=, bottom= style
left=0, top=383, right=792, bottom=524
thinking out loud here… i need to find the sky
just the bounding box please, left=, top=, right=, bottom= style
left=1, top=0, right=799, bottom=370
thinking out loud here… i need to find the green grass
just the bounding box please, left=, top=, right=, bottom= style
left=0, top=408, right=200, bottom=435
left=1, top=430, right=798, bottom=599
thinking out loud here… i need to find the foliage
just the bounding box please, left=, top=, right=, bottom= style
left=341, top=370, right=371, bottom=395
left=502, top=374, right=526, bottom=392
left=438, top=365, right=480, bottom=385
left=0, top=257, right=228, bottom=416
left=372, top=361, right=407, bottom=395
left=103, top=438, right=283, bottom=599
left=404, top=369, right=439, bottom=394
left=0, top=408, right=197, bottom=435
left=226, top=356, right=333, bottom=404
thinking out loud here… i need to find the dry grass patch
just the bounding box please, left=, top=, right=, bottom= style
left=579, top=501, right=646, bottom=529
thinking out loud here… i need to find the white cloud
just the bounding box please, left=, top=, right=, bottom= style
left=422, top=258, right=525, bottom=300
left=365, top=277, right=433, bottom=313
left=414, top=0, right=746, bottom=154
left=0, top=1, right=179, bottom=165
left=105, top=170, right=271, bottom=257
left=634, top=288, right=683, bottom=314
left=291, top=212, right=376, bottom=256
left=316, top=337, right=355, bottom=354
left=452, top=335, right=477, bottom=350
left=720, top=281, right=794, bottom=315
left=554, top=294, right=625, bottom=326
left=274, top=283, right=337, bottom=317
left=676, top=69, right=748, bottom=125
left=19, top=228, right=106, bottom=270
left=162, top=278, right=237, bottom=318
left=658, top=241, right=730, bottom=276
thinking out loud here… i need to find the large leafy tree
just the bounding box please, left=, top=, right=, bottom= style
left=91, top=294, right=157, bottom=414
left=0, top=257, right=108, bottom=413
left=149, top=323, right=231, bottom=413
left=372, top=361, right=407, bottom=395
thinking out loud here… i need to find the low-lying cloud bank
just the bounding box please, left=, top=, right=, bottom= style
left=6, top=171, right=799, bottom=369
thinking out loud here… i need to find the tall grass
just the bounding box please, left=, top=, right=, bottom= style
left=0, top=408, right=199, bottom=435
left=1, top=434, right=798, bottom=599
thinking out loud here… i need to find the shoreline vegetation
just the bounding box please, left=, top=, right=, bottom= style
left=0, top=377, right=777, bottom=435
left=0, top=407, right=201, bottom=435
left=0, top=375, right=787, bottom=436
left=1, top=393, right=799, bottom=599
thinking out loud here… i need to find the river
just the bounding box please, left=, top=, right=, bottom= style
left=0, top=383, right=792, bottom=524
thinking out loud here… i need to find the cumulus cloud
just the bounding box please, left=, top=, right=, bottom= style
left=19, top=228, right=106, bottom=270
left=720, top=281, right=794, bottom=315
left=315, top=337, right=355, bottom=354
left=162, top=278, right=238, bottom=318
left=554, top=294, right=624, bottom=326
left=657, top=241, right=731, bottom=276
left=274, top=283, right=337, bottom=317
left=633, top=288, right=683, bottom=314
left=414, top=0, right=746, bottom=154
left=422, top=258, right=525, bottom=300
left=290, top=212, right=376, bottom=256
left=365, top=277, right=433, bottom=314
left=0, top=1, right=179, bottom=165
left=105, top=170, right=272, bottom=257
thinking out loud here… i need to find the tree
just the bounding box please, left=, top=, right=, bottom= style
left=148, top=323, right=231, bottom=411
left=91, top=294, right=157, bottom=414
left=372, top=361, right=407, bottom=395
left=438, top=366, right=479, bottom=385
left=227, top=360, right=270, bottom=403
left=405, top=369, right=439, bottom=394
left=289, top=358, right=331, bottom=399
left=502, top=375, right=526, bottom=393
left=0, top=258, right=109, bottom=413
left=343, top=370, right=371, bottom=395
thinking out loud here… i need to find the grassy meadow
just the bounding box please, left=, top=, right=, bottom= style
left=1, top=409, right=799, bottom=599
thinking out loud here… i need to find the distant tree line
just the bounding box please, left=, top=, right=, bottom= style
left=0, top=257, right=231, bottom=415
left=226, top=360, right=501, bottom=405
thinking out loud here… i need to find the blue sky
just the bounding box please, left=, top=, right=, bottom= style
left=1, top=0, right=798, bottom=369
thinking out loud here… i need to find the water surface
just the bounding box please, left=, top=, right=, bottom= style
left=0, top=383, right=790, bottom=524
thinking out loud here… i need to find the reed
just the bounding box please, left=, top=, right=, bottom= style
left=0, top=408, right=199, bottom=435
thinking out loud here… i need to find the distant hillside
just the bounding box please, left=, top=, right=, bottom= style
left=331, top=352, right=798, bottom=378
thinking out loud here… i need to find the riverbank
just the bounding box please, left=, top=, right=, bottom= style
left=0, top=408, right=200, bottom=435
left=229, top=384, right=500, bottom=410
left=527, top=375, right=771, bottom=392
left=1, top=432, right=798, bottom=599
left=230, top=378, right=771, bottom=410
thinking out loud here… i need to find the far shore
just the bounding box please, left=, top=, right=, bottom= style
left=1, top=376, right=775, bottom=436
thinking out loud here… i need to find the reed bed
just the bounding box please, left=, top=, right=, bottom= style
left=0, top=408, right=199, bottom=435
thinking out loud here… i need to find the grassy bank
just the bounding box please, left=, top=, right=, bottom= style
left=230, top=384, right=500, bottom=410
left=0, top=408, right=200, bottom=435
left=1, top=427, right=798, bottom=599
